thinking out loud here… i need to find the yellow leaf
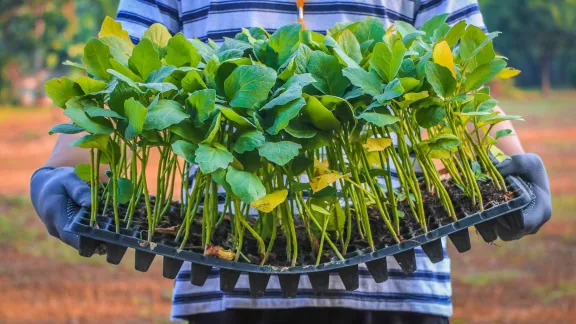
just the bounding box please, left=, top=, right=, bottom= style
left=310, top=172, right=345, bottom=193
left=498, top=68, right=521, bottom=79
left=250, top=189, right=288, bottom=213
left=313, top=158, right=331, bottom=176
left=98, top=16, right=132, bottom=44
left=143, top=24, right=173, bottom=48
left=433, top=41, right=456, bottom=78
left=367, top=151, right=384, bottom=168
left=363, top=138, right=393, bottom=152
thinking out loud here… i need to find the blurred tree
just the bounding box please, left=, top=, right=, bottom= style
left=479, top=0, right=576, bottom=95
left=0, top=0, right=119, bottom=103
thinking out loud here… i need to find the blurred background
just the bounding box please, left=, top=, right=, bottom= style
left=0, top=0, right=574, bottom=323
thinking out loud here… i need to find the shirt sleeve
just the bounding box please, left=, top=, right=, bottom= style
left=115, top=0, right=181, bottom=43
left=413, top=0, right=487, bottom=31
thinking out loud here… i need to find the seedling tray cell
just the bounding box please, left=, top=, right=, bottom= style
left=64, top=176, right=532, bottom=297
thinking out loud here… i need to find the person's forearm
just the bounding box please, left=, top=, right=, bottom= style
left=44, top=132, right=93, bottom=168
left=492, top=106, right=525, bottom=156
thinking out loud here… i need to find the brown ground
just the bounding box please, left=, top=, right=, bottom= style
left=0, top=91, right=574, bottom=323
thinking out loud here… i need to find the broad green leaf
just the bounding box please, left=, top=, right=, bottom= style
left=202, top=112, right=223, bottom=143
left=403, top=91, right=429, bottom=104
left=460, top=25, right=496, bottom=69
left=419, top=14, right=449, bottom=37
left=123, top=97, right=147, bottom=139
left=464, top=60, right=507, bottom=91
left=375, top=78, right=404, bottom=103
left=369, top=41, right=406, bottom=82
left=70, top=134, right=109, bottom=151
left=285, top=120, right=317, bottom=138
left=266, top=98, right=307, bottom=135
left=363, top=138, right=392, bottom=152
left=445, top=20, right=467, bottom=48
left=83, top=106, right=125, bottom=119
left=100, top=36, right=133, bottom=66
left=306, top=51, right=349, bottom=96
left=495, top=129, right=513, bottom=140
left=358, top=112, right=399, bottom=127
left=195, top=143, right=234, bottom=174
left=425, top=61, right=456, bottom=98
left=433, top=41, right=456, bottom=78
left=165, top=33, right=202, bottom=67
left=108, top=69, right=142, bottom=91
left=250, top=189, right=288, bottom=212
left=48, top=123, right=84, bottom=135
left=399, top=77, right=420, bottom=92
left=186, top=89, right=215, bottom=124
left=172, top=140, right=197, bottom=163
left=74, top=164, right=92, bottom=182
left=258, top=141, right=302, bottom=166
left=269, top=23, right=302, bottom=66
left=480, top=114, right=524, bottom=125
left=64, top=104, right=114, bottom=135
left=75, top=76, right=107, bottom=94
left=181, top=70, right=207, bottom=92
left=128, top=38, right=161, bottom=80
left=139, top=82, right=178, bottom=93
left=191, top=39, right=217, bottom=62
left=283, top=73, right=316, bottom=90
left=45, top=77, right=83, bottom=108
left=303, top=95, right=341, bottom=131
left=108, top=81, right=139, bottom=116
left=424, top=134, right=461, bottom=150
left=82, top=38, right=113, bottom=81
left=146, top=66, right=177, bottom=83
left=143, top=23, right=172, bottom=48
left=233, top=130, right=265, bottom=154
left=224, top=65, right=277, bottom=109
left=342, top=68, right=382, bottom=97
left=349, top=17, right=385, bottom=44
left=337, top=30, right=363, bottom=63
left=226, top=166, right=266, bottom=203
left=116, top=178, right=133, bottom=204
left=415, top=106, right=446, bottom=128
left=63, top=60, right=87, bottom=70
left=109, top=58, right=143, bottom=82
left=219, top=107, right=254, bottom=128
left=144, top=99, right=189, bottom=130
left=262, top=85, right=303, bottom=110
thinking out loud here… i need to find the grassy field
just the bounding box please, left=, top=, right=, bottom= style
left=0, top=91, right=574, bottom=323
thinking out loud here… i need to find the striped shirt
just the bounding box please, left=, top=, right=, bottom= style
left=115, top=0, right=487, bottom=320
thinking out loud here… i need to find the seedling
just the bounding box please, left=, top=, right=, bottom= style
left=46, top=15, right=523, bottom=268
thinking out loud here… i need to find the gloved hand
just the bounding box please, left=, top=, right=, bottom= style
left=30, top=167, right=92, bottom=248
left=496, top=153, right=552, bottom=241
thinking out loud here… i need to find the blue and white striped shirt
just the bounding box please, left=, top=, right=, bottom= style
left=115, top=0, right=487, bottom=320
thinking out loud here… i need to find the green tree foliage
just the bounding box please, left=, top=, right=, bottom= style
left=479, top=0, right=576, bottom=94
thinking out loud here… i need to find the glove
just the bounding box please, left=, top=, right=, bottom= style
left=30, top=167, right=92, bottom=248
left=496, top=153, right=552, bottom=241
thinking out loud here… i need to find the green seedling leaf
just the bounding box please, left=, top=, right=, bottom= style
left=289, top=181, right=311, bottom=193
left=191, top=39, right=216, bottom=62
left=266, top=97, right=307, bottom=135
left=303, top=95, right=341, bottom=131
left=416, top=105, right=446, bottom=128
left=342, top=67, right=382, bottom=97
left=63, top=60, right=86, bottom=70
left=307, top=50, right=349, bottom=96
left=425, top=61, right=456, bottom=98
left=262, top=85, right=303, bottom=110
left=82, top=38, right=113, bottom=81
left=375, top=78, right=404, bottom=103
left=187, top=89, right=215, bottom=124
left=464, top=60, right=507, bottom=91
left=369, top=41, right=406, bottom=82
left=250, top=189, right=288, bottom=213
left=128, top=38, right=161, bottom=80
left=258, top=141, right=302, bottom=166
left=282, top=73, right=316, bottom=90
left=146, top=66, right=177, bottom=83
left=49, top=123, right=84, bottom=135
left=337, top=30, right=363, bottom=63
left=144, top=99, right=189, bottom=130
left=195, top=143, right=234, bottom=174
left=45, top=77, right=84, bottom=108
left=123, top=97, right=147, bottom=139
left=269, top=23, right=302, bottom=66
left=75, top=76, right=107, bottom=94
left=226, top=166, right=266, bottom=203
left=358, top=112, right=399, bottom=127
left=233, top=130, right=266, bottom=154
left=495, top=129, right=513, bottom=140
left=419, top=14, right=449, bottom=37
left=224, top=65, right=277, bottom=109
left=165, top=33, right=202, bottom=67
left=445, top=20, right=467, bottom=48
left=425, top=134, right=461, bottom=150
left=138, top=82, right=178, bottom=93
left=143, top=23, right=172, bottom=48
left=83, top=106, right=125, bottom=119
left=181, top=70, right=207, bottom=93
left=219, top=107, right=254, bottom=128
left=107, top=69, right=142, bottom=91
left=202, top=112, right=223, bottom=143
left=116, top=177, right=133, bottom=204
left=172, top=140, right=197, bottom=163
left=460, top=25, right=496, bottom=69
left=74, top=164, right=92, bottom=182
left=348, top=17, right=385, bottom=44
left=109, top=59, right=143, bottom=84
left=70, top=134, right=109, bottom=152
left=64, top=103, right=114, bottom=135
left=285, top=120, right=317, bottom=138
left=399, top=77, right=420, bottom=92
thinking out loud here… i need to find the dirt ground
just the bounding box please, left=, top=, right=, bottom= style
left=0, top=91, right=574, bottom=323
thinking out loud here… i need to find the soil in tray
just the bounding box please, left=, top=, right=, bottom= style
left=93, top=180, right=514, bottom=267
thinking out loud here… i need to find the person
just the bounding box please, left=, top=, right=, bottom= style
left=30, top=1, right=552, bottom=323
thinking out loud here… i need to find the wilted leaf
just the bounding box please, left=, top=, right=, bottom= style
left=310, top=172, right=345, bottom=193
left=250, top=189, right=289, bottom=212
left=363, top=138, right=392, bottom=152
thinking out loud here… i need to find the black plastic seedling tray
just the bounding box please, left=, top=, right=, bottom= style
left=64, top=175, right=532, bottom=298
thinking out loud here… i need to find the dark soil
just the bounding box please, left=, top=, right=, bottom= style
left=94, top=180, right=514, bottom=267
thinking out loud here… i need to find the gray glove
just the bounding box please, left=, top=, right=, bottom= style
left=496, top=153, right=552, bottom=241
left=30, top=167, right=92, bottom=248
